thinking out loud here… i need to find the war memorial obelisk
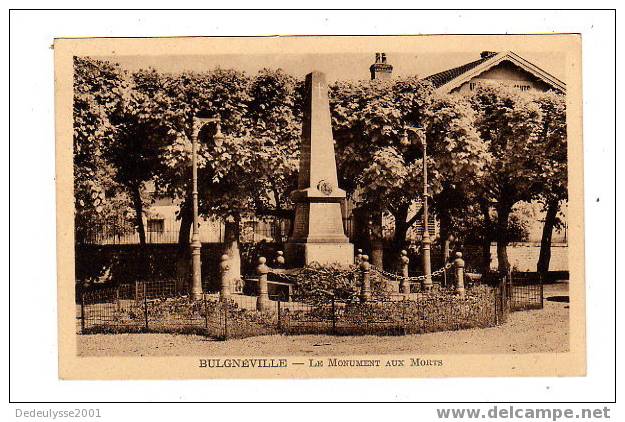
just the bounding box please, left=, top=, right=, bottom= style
left=285, top=71, right=354, bottom=266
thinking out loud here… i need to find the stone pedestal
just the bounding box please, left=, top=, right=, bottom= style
left=285, top=71, right=353, bottom=267
left=285, top=242, right=354, bottom=267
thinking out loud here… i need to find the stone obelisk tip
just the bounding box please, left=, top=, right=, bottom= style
left=295, top=71, right=343, bottom=197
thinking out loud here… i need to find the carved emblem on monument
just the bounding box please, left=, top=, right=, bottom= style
left=317, top=180, right=333, bottom=196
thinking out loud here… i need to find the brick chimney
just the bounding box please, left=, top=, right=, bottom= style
left=370, top=52, right=393, bottom=80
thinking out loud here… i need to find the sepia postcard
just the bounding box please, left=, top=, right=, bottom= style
left=55, top=34, right=585, bottom=380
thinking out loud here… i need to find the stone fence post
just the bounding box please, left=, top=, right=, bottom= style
left=355, top=249, right=363, bottom=265
left=359, top=255, right=371, bottom=303
left=274, top=250, right=285, bottom=268
left=454, top=252, right=465, bottom=299
left=256, top=257, right=270, bottom=312
left=219, top=254, right=230, bottom=301
left=400, top=250, right=410, bottom=294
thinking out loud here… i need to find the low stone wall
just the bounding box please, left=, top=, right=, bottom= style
left=462, top=243, right=568, bottom=272
left=490, top=243, right=568, bottom=272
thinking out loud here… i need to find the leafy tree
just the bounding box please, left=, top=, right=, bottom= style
left=330, top=79, right=489, bottom=270
left=74, top=60, right=185, bottom=247
left=107, top=68, right=186, bottom=244
left=330, top=78, right=434, bottom=266
left=155, top=68, right=301, bottom=286
left=244, top=69, right=302, bottom=217
left=200, top=69, right=301, bottom=284
left=532, top=92, right=567, bottom=274
left=469, top=83, right=545, bottom=273
left=422, top=94, right=490, bottom=260
left=153, top=68, right=253, bottom=285
left=73, top=57, right=135, bottom=243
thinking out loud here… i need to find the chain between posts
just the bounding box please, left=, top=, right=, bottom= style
left=370, top=263, right=453, bottom=282
left=265, top=260, right=452, bottom=284
left=267, top=265, right=360, bottom=283
left=259, top=249, right=456, bottom=292
left=266, top=270, right=299, bottom=282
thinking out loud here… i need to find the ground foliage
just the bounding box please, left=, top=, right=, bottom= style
left=82, top=284, right=498, bottom=337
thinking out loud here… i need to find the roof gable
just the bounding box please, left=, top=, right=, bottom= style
left=424, top=53, right=497, bottom=89
left=425, top=51, right=566, bottom=94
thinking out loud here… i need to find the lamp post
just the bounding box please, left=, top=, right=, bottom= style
left=191, top=116, right=224, bottom=300
left=402, top=125, right=432, bottom=290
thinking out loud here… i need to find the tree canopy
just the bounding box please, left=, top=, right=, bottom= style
left=73, top=56, right=568, bottom=277
left=73, top=57, right=135, bottom=243
left=329, top=78, right=490, bottom=253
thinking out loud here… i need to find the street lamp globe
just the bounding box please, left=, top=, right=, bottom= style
left=213, top=121, right=225, bottom=147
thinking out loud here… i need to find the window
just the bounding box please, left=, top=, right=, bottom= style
left=147, top=218, right=165, bottom=233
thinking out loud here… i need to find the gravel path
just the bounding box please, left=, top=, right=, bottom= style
left=77, top=283, right=569, bottom=357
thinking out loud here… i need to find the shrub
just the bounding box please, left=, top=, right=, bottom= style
left=222, top=300, right=280, bottom=339
left=290, top=262, right=359, bottom=304
left=290, top=262, right=390, bottom=304
left=283, top=285, right=497, bottom=335
left=80, top=280, right=499, bottom=338
left=148, top=296, right=206, bottom=321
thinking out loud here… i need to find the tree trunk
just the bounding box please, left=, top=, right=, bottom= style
left=352, top=207, right=371, bottom=252
left=438, top=208, right=452, bottom=265
left=479, top=200, right=493, bottom=274
left=537, top=200, right=559, bottom=275
left=131, top=183, right=146, bottom=245
left=391, top=204, right=410, bottom=254
left=369, top=210, right=384, bottom=268
left=437, top=208, right=452, bottom=287
left=223, top=214, right=242, bottom=291
left=175, top=194, right=193, bottom=292
left=495, top=202, right=513, bottom=274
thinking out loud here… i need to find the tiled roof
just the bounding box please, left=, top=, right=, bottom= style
left=423, top=52, right=498, bottom=88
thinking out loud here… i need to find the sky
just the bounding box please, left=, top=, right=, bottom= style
left=93, top=50, right=567, bottom=84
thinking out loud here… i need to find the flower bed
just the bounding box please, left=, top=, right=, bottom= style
left=283, top=285, right=498, bottom=336
left=80, top=281, right=500, bottom=338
